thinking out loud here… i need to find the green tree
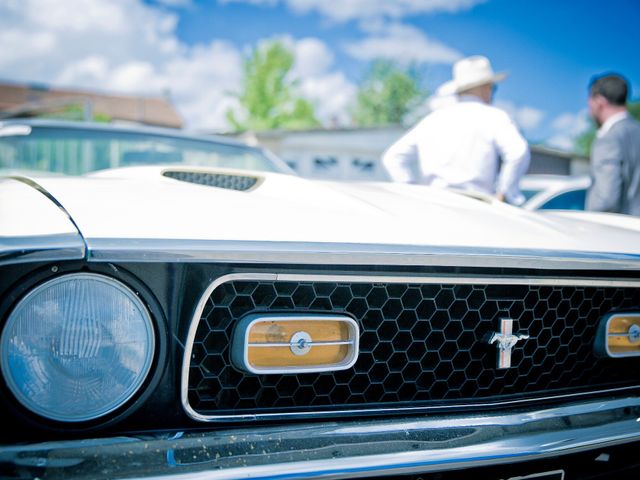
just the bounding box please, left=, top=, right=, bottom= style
left=575, top=122, right=596, bottom=157
left=226, top=41, right=319, bottom=132
left=575, top=101, right=640, bottom=155
left=352, top=60, right=426, bottom=127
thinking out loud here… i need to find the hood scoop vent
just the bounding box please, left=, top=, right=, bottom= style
left=162, top=170, right=259, bottom=191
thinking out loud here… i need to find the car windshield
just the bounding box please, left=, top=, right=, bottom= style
left=0, top=124, right=286, bottom=175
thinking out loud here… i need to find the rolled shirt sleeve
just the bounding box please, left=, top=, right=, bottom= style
left=494, top=112, right=531, bottom=205
left=382, top=127, right=420, bottom=183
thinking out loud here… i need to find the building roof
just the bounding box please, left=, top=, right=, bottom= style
left=0, top=80, right=183, bottom=129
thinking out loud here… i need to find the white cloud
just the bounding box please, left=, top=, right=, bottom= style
left=546, top=110, right=592, bottom=151
left=279, top=36, right=357, bottom=125
left=495, top=100, right=545, bottom=133
left=154, top=0, right=194, bottom=7
left=551, top=111, right=590, bottom=133
left=545, top=134, right=575, bottom=151
left=344, top=22, right=462, bottom=64
left=162, top=41, right=245, bottom=127
left=517, top=107, right=546, bottom=131
left=0, top=0, right=356, bottom=130
left=0, top=1, right=253, bottom=130
left=0, top=1, right=186, bottom=89
left=299, top=71, right=357, bottom=125
left=55, top=56, right=111, bottom=86
left=23, top=0, right=130, bottom=34
left=291, top=37, right=334, bottom=78
left=222, top=0, right=486, bottom=22
left=220, top=0, right=279, bottom=6
left=0, top=30, right=57, bottom=66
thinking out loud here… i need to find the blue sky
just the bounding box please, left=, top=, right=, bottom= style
left=2, top=0, right=639, bottom=150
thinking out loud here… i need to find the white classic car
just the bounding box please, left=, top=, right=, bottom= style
left=1, top=120, right=640, bottom=479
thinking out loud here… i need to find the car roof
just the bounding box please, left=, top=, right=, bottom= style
left=0, top=118, right=251, bottom=149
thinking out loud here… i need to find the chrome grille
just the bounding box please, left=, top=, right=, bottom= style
left=186, top=277, right=640, bottom=419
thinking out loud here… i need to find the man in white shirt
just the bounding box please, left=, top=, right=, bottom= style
left=382, top=55, right=530, bottom=204
left=585, top=73, right=640, bottom=215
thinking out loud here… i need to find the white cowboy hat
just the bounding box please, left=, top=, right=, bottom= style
left=452, top=55, right=508, bottom=93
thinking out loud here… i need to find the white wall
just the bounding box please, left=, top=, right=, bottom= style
left=241, top=128, right=587, bottom=181
left=248, top=128, right=404, bottom=181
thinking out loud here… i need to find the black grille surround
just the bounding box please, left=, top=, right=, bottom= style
left=186, top=276, right=640, bottom=420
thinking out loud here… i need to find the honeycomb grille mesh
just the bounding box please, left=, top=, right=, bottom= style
left=163, top=171, right=258, bottom=191
left=187, top=279, right=640, bottom=416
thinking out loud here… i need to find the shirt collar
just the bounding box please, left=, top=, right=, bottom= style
left=458, top=94, right=485, bottom=104
left=597, top=111, right=628, bottom=137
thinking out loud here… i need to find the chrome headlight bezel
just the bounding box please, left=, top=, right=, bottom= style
left=0, top=271, right=158, bottom=423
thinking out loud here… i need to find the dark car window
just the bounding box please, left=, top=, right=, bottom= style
left=539, top=189, right=587, bottom=210
left=0, top=125, right=284, bottom=175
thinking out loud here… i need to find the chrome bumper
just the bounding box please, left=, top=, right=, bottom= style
left=2, top=397, right=640, bottom=479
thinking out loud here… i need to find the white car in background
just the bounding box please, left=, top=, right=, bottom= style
left=520, top=174, right=591, bottom=211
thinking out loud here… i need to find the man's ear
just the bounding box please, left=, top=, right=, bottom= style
left=593, top=94, right=608, bottom=108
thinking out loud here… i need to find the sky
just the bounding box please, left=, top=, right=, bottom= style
left=1, top=0, right=639, bottom=151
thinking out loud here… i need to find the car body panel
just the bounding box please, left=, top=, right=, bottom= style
left=24, top=167, right=640, bottom=258
left=0, top=177, right=85, bottom=265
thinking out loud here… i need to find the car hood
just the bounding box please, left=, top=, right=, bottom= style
left=21, top=166, right=640, bottom=256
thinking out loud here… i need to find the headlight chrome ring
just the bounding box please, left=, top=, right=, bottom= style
left=1, top=272, right=155, bottom=422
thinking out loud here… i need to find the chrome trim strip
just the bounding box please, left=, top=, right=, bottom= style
left=181, top=272, right=640, bottom=422
left=249, top=340, right=353, bottom=347
left=0, top=272, right=156, bottom=422
left=87, top=238, right=640, bottom=271
left=0, top=234, right=86, bottom=267
left=605, top=313, right=640, bottom=358
left=181, top=273, right=276, bottom=422
left=277, top=273, right=640, bottom=288
left=9, top=397, right=640, bottom=479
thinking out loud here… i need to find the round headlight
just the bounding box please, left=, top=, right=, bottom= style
left=1, top=273, right=155, bottom=422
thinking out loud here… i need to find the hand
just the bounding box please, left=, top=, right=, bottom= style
left=495, top=192, right=505, bottom=202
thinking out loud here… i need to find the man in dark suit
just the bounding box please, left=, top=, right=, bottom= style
left=586, top=73, right=640, bottom=215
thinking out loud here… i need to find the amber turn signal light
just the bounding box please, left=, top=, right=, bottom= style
left=231, top=314, right=359, bottom=374
left=595, top=313, right=640, bottom=358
